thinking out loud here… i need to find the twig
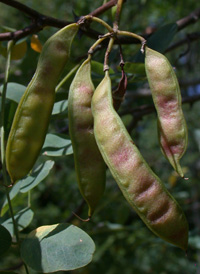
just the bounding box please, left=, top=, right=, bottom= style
left=0, top=0, right=117, bottom=41
left=89, top=0, right=118, bottom=17
left=165, top=32, right=200, bottom=53
left=120, top=94, right=200, bottom=119
left=0, top=0, right=199, bottom=48
left=176, top=8, right=200, bottom=31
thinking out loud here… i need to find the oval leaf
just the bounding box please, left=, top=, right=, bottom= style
left=52, top=100, right=68, bottom=115
left=91, top=60, right=114, bottom=75
left=20, top=224, right=95, bottom=273
left=123, top=62, right=146, bottom=75
left=20, top=160, right=55, bottom=193
left=31, top=34, right=43, bottom=53
left=1, top=160, right=54, bottom=215
left=0, top=225, right=12, bottom=255
left=2, top=208, right=34, bottom=237
left=0, top=82, right=26, bottom=103
left=0, top=40, right=27, bottom=60
left=42, top=134, right=73, bottom=156
left=135, top=23, right=178, bottom=62
left=1, top=180, right=22, bottom=216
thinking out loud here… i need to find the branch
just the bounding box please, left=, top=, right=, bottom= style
left=89, top=0, right=117, bottom=17
left=120, top=94, right=200, bottom=120
left=165, top=32, right=200, bottom=53
left=176, top=8, right=200, bottom=31
left=0, top=0, right=118, bottom=41
left=1, top=0, right=199, bottom=48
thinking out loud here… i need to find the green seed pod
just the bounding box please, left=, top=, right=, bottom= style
left=6, top=23, right=79, bottom=183
left=145, top=46, right=188, bottom=177
left=92, top=71, right=188, bottom=250
left=68, top=56, right=106, bottom=218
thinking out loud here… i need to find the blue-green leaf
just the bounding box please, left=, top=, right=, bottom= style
left=0, top=82, right=26, bottom=103
left=1, top=160, right=54, bottom=215
left=42, top=133, right=73, bottom=156
left=20, top=160, right=55, bottom=193
left=20, top=224, right=95, bottom=272
left=52, top=100, right=68, bottom=115
left=1, top=180, right=23, bottom=216
left=2, top=208, right=34, bottom=236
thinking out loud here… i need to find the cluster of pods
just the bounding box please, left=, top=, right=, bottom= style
left=5, top=23, right=189, bottom=250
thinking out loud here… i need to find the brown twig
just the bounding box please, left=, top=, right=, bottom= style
left=176, top=8, right=200, bottom=31
left=165, top=32, right=200, bottom=53
left=120, top=94, right=200, bottom=119
left=0, top=0, right=117, bottom=41
left=0, top=0, right=199, bottom=47
left=89, top=0, right=118, bottom=17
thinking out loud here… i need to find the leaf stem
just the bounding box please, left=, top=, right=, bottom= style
left=0, top=40, right=30, bottom=274
left=117, top=30, right=146, bottom=45
left=104, top=37, right=115, bottom=71
left=78, top=15, right=113, bottom=33
left=1, top=38, right=20, bottom=245
left=88, top=33, right=111, bottom=55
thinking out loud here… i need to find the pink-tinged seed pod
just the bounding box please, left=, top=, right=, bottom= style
left=68, top=56, right=106, bottom=218
left=145, top=46, right=188, bottom=177
left=91, top=71, right=188, bottom=250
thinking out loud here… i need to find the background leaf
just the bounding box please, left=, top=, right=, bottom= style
left=91, top=60, right=114, bottom=75
left=135, top=23, right=178, bottom=62
left=20, top=224, right=95, bottom=272
left=31, top=34, right=43, bottom=53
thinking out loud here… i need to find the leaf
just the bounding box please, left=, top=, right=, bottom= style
left=113, top=69, right=127, bottom=111
left=0, top=225, right=12, bottom=255
left=31, top=34, right=43, bottom=53
left=2, top=208, right=34, bottom=236
left=135, top=23, right=178, bottom=62
left=0, top=82, right=26, bottom=103
left=147, top=23, right=178, bottom=53
left=42, top=133, right=73, bottom=156
left=1, top=180, right=23, bottom=216
left=194, top=129, right=200, bottom=151
left=52, top=100, right=68, bottom=115
left=11, top=40, right=27, bottom=60
left=123, top=62, right=146, bottom=75
left=1, top=160, right=54, bottom=215
left=20, top=160, right=55, bottom=193
left=0, top=40, right=27, bottom=60
left=91, top=60, right=114, bottom=75
left=20, top=224, right=95, bottom=273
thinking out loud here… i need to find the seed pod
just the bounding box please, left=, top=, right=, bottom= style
left=145, top=46, right=188, bottom=177
left=6, top=23, right=79, bottom=183
left=68, top=56, right=106, bottom=218
left=92, top=71, right=188, bottom=250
